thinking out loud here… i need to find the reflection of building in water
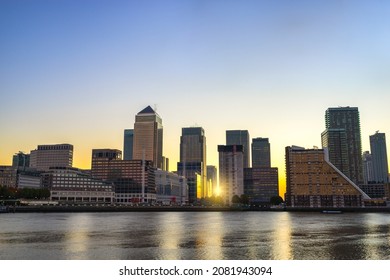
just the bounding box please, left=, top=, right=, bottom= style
left=156, top=212, right=185, bottom=259
left=271, top=212, right=292, bottom=260
left=195, top=213, right=223, bottom=259
left=285, top=146, right=370, bottom=208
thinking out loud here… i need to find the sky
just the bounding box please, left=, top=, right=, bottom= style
left=1, top=0, right=390, bottom=196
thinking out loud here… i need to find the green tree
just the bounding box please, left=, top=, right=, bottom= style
left=231, top=195, right=241, bottom=204
left=240, top=194, right=249, bottom=205
left=270, top=196, right=284, bottom=205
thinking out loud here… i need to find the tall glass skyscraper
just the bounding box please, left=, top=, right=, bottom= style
left=362, top=151, right=374, bottom=184
left=132, top=106, right=163, bottom=169
left=177, top=127, right=207, bottom=202
left=370, top=132, right=389, bottom=183
left=321, top=107, right=363, bottom=185
left=251, top=137, right=271, bottom=168
left=226, top=130, right=250, bottom=168
left=123, top=129, right=134, bottom=160
left=218, top=145, right=244, bottom=205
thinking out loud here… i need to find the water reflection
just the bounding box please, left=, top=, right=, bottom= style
left=63, top=214, right=90, bottom=259
left=156, top=212, right=184, bottom=259
left=196, top=212, right=223, bottom=259
left=271, top=212, right=292, bottom=260
left=360, top=213, right=390, bottom=260
left=1, top=212, right=390, bottom=260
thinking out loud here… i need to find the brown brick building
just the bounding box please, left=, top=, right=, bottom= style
left=285, top=146, right=370, bottom=208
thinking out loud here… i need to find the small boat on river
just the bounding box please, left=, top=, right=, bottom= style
left=322, top=210, right=343, bottom=214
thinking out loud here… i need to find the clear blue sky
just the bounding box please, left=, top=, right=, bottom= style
left=1, top=0, right=390, bottom=193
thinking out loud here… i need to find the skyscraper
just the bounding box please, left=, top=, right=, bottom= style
left=177, top=127, right=207, bottom=202
left=123, top=129, right=134, bottom=160
left=207, top=165, right=217, bottom=197
left=362, top=151, right=374, bottom=184
left=218, top=145, right=244, bottom=205
left=370, top=132, right=389, bottom=183
left=180, top=127, right=206, bottom=163
left=226, top=130, right=250, bottom=168
left=132, top=106, right=163, bottom=169
left=321, top=107, right=363, bottom=185
left=251, top=137, right=271, bottom=168
left=321, top=129, right=349, bottom=177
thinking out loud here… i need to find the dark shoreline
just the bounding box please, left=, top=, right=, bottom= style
left=3, top=205, right=390, bottom=213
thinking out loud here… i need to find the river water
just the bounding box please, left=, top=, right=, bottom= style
left=0, top=211, right=389, bottom=260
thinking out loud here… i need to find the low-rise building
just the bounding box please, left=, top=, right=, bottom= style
left=42, top=167, right=114, bottom=204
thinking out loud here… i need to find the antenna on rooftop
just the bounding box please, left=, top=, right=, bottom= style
left=154, top=104, right=158, bottom=112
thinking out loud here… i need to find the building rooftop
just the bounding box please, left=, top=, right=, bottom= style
left=138, top=105, right=156, bottom=115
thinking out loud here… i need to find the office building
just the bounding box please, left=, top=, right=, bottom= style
left=177, top=162, right=202, bottom=203
left=218, top=145, right=244, bottom=205
left=370, top=132, right=389, bottom=183
left=244, top=167, right=279, bottom=205
left=91, top=149, right=156, bottom=203
left=42, top=167, right=115, bottom=204
left=162, top=156, right=169, bottom=172
left=155, top=169, right=188, bottom=205
left=30, top=144, right=73, bottom=171
left=123, top=129, right=134, bottom=160
left=91, top=149, right=122, bottom=180
left=226, top=130, right=250, bottom=168
left=359, top=183, right=390, bottom=199
left=362, top=151, right=374, bottom=184
left=12, top=152, right=30, bottom=168
left=207, top=165, right=217, bottom=196
left=0, top=166, right=41, bottom=189
left=177, top=127, right=208, bottom=201
left=285, top=146, right=369, bottom=208
left=133, top=106, right=163, bottom=169
left=321, top=107, right=363, bottom=185
left=251, top=137, right=271, bottom=168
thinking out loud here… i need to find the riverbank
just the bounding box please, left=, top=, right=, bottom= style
left=4, top=205, right=390, bottom=213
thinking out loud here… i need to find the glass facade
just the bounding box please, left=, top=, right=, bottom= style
left=251, top=137, right=271, bottom=168
left=133, top=106, right=163, bottom=169
left=370, top=132, right=389, bottom=183
left=244, top=167, right=279, bottom=204
left=123, top=129, right=134, bottom=160
left=322, top=107, right=363, bottom=185
left=226, top=130, right=250, bottom=168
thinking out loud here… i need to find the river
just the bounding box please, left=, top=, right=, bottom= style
left=1, top=211, right=389, bottom=260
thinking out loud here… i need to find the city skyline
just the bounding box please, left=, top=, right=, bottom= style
left=1, top=0, right=390, bottom=197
